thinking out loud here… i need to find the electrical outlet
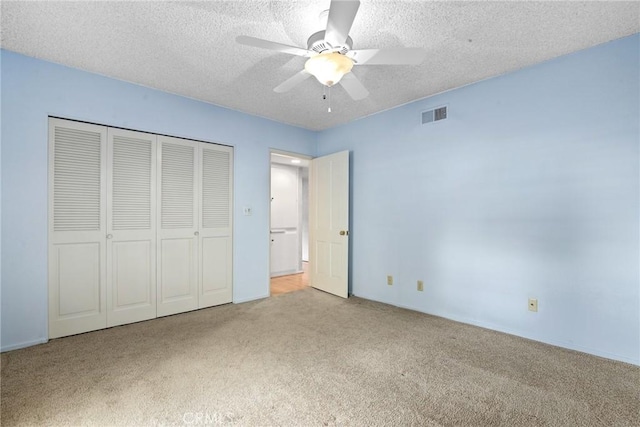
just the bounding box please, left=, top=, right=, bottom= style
left=387, top=275, right=393, bottom=286
left=528, top=298, right=538, bottom=312
left=417, top=280, right=424, bottom=292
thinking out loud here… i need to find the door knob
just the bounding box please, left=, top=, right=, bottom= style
left=194, top=231, right=199, bottom=236
left=106, top=234, right=113, bottom=239
left=339, top=230, right=349, bottom=236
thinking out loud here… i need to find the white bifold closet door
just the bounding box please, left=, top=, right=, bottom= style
left=106, top=128, right=157, bottom=327
left=156, top=137, right=233, bottom=316
left=49, top=119, right=107, bottom=339
left=199, top=143, right=233, bottom=308
left=157, top=136, right=199, bottom=317
left=49, top=118, right=233, bottom=338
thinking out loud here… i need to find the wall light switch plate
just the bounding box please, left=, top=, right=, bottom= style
left=243, top=207, right=252, bottom=216
left=387, top=275, right=393, bottom=286
left=417, top=280, right=424, bottom=291
left=528, top=298, right=538, bottom=312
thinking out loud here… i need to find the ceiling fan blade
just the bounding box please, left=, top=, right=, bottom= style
left=349, top=48, right=426, bottom=65
left=325, top=0, right=360, bottom=48
left=236, top=35, right=314, bottom=57
left=274, top=70, right=312, bottom=93
left=339, top=72, right=369, bottom=100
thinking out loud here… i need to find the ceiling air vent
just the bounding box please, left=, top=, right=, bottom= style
left=422, top=106, right=447, bottom=124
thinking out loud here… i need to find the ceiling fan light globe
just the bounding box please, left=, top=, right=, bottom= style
left=305, top=52, right=353, bottom=87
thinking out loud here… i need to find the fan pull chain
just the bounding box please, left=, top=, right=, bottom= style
left=321, top=86, right=331, bottom=113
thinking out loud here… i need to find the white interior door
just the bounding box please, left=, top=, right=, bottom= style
left=309, top=151, right=350, bottom=298
left=106, top=128, right=157, bottom=327
left=157, top=136, right=199, bottom=317
left=198, top=143, right=233, bottom=308
left=48, top=118, right=107, bottom=338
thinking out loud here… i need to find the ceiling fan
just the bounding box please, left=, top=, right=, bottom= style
left=236, top=0, right=426, bottom=103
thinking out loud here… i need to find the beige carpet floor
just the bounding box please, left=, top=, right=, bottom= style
left=1, top=288, right=639, bottom=426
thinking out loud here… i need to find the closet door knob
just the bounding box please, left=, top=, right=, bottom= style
left=194, top=231, right=199, bottom=236
left=106, top=234, right=113, bottom=239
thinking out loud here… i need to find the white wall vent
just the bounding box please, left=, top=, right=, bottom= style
left=422, top=106, right=447, bottom=124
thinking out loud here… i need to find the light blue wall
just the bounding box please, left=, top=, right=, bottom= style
left=318, top=34, right=640, bottom=365
left=0, top=50, right=316, bottom=351
left=3, top=34, right=639, bottom=364
left=0, top=52, right=3, bottom=345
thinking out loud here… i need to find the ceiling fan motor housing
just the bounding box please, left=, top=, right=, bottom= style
left=307, top=30, right=353, bottom=55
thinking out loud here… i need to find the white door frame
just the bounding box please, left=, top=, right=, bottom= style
left=268, top=149, right=312, bottom=296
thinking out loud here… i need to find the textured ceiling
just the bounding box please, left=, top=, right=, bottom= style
left=2, top=1, right=639, bottom=131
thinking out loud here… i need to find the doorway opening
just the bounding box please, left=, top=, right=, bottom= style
left=269, top=151, right=310, bottom=296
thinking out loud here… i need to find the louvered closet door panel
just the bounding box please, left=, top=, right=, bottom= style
left=48, top=118, right=107, bottom=339
left=157, top=136, right=199, bottom=317
left=199, top=144, right=233, bottom=308
left=106, top=128, right=157, bottom=327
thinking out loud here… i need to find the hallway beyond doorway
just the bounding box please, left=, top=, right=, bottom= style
left=271, top=262, right=309, bottom=296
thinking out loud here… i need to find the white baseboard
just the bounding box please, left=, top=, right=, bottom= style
left=353, top=292, right=639, bottom=367
left=1, top=338, right=48, bottom=353
left=270, top=269, right=302, bottom=278
left=233, top=293, right=269, bottom=304
left=403, top=302, right=638, bottom=366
